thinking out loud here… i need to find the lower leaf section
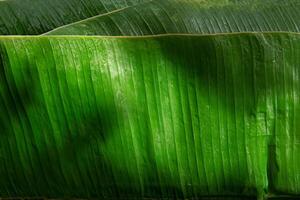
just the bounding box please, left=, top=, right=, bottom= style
left=0, top=34, right=299, bottom=199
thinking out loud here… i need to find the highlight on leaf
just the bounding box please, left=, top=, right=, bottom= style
left=0, top=1, right=299, bottom=200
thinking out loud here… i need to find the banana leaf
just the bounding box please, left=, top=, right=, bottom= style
left=0, top=0, right=151, bottom=35
left=0, top=34, right=300, bottom=199
left=0, top=0, right=300, bottom=199
left=46, top=0, right=300, bottom=36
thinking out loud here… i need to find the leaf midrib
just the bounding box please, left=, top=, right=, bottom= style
left=1, top=31, right=300, bottom=39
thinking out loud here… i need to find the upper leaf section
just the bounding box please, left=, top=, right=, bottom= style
left=1, top=0, right=300, bottom=35
left=0, top=0, right=150, bottom=35
left=46, top=0, right=300, bottom=35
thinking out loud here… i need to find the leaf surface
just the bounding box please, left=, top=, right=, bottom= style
left=46, top=0, right=300, bottom=35
left=0, top=34, right=299, bottom=198
left=1, top=0, right=300, bottom=199
left=0, top=0, right=151, bottom=35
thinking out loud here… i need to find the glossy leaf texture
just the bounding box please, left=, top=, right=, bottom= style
left=1, top=0, right=300, bottom=199
left=0, top=34, right=299, bottom=199
left=0, top=0, right=151, bottom=35
left=46, top=0, right=300, bottom=36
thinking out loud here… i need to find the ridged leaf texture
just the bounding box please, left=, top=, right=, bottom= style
left=0, top=0, right=299, bottom=199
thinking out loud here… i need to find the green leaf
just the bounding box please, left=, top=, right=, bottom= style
left=45, top=0, right=300, bottom=35
left=0, top=33, right=299, bottom=198
left=0, top=0, right=151, bottom=35
left=1, top=0, right=300, bottom=199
